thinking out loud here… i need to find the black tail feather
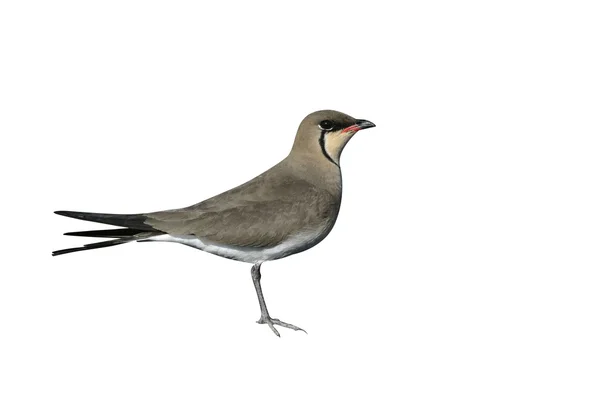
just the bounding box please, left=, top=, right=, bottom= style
left=54, top=211, right=164, bottom=256
left=52, top=238, right=130, bottom=256
left=64, top=228, right=152, bottom=238
left=54, top=210, right=157, bottom=231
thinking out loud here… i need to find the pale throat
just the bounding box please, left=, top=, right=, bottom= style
left=323, top=133, right=351, bottom=165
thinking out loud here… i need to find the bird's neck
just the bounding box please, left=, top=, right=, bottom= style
left=284, top=151, right=343, bottom=199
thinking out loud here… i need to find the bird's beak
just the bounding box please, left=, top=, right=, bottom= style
left=341, top=119, right=376, bottom=133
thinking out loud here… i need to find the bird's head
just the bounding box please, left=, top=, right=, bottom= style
left=290, top=110, right=376, bottom=166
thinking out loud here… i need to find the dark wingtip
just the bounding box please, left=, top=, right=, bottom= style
left=52, top=248, right=78, bottom=256
left=52, top=210, right=154, bottom=230
left=63, top=228, right=149, bottom=238
left=52, top=238, right=128, bottom=257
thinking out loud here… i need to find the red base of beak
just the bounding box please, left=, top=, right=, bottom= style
left=341, top=124, right=360, bottom=134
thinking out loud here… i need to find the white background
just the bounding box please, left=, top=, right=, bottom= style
left=1, top=1, right=599, bottom=399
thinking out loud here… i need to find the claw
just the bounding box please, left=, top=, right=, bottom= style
left=257, top=316, right=306, bottom=336
left=267, top=320, right=280, bottom=337
left=271, top=318, right=307, bottom=334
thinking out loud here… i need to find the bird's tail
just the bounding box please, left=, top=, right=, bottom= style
left=53, top=211, right=163, bottom=256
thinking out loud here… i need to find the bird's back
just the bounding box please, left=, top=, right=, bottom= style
left=144, top=160, right=342, bottom=254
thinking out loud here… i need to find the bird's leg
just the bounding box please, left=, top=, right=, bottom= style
left=250, top=263, right=306, bottom=337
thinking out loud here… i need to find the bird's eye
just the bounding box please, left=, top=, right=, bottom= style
left=319, top=120, right=334, bottom=131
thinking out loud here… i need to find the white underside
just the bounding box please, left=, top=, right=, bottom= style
left=145, top=231, right=324, bottom=264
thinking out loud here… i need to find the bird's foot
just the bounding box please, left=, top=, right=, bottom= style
left=257, top=316, right=307, bottom=337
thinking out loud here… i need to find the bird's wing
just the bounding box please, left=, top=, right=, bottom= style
left=144, top=178, right=338, bottom=248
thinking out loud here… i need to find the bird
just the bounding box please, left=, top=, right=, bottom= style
left=53, top=110, right=376, bottom=336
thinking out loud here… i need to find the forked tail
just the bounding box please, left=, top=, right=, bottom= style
left=52, top=211, right=164, bottom=256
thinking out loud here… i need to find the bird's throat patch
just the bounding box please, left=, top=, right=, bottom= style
left=319, top=131, right=338, bottom=166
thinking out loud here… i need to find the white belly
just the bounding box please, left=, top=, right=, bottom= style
left=145, top=230, right=326, bottom=264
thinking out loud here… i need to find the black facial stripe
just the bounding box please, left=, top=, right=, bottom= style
left=319, top=130, right=338, bottom=167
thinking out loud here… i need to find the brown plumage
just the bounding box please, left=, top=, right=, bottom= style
left=146, top=176, right=337, bottom=248
left=54, top=110, right=376, bottom=336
